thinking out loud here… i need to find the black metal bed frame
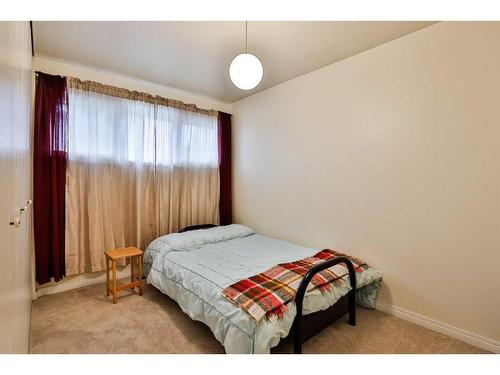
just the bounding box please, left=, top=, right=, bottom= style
left=178, top=224, right=357, bottom=354
left=179, top=224, right=218, bottom=232
left=292, top=257, right=356, bottom=353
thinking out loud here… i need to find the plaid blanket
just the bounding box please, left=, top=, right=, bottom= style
left=222, top=249, right=367, bottom=322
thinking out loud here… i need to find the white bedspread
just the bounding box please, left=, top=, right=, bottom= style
left=144, top=224, right=382, bottom=353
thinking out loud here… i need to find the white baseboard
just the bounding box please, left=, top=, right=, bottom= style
left=36, top=265, right=132, bottom=298
left=376, top=302, right=500, bottom=354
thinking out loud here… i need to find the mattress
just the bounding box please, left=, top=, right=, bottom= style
left=143, top=224, right=382, bottom=353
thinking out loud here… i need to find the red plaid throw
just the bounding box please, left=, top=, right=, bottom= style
left=222, top=249, right=367, bottom=322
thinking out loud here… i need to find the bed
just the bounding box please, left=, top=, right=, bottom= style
left=143, top=224, right=382, bottom=354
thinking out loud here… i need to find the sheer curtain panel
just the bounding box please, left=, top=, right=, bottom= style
left=155, top=105, right=219, bottom=235
left=65, top=82, right=219, bottom=275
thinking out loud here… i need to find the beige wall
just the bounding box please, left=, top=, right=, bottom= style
left=0, top=21, right=32, bottom=353
left=232, top=22, right=500, bottom=345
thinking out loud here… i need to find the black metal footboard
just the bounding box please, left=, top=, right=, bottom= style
left=292, top=257, right=357, bottom=354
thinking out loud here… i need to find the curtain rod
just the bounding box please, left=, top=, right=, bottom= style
left=34, top=71, right=65, bottom=79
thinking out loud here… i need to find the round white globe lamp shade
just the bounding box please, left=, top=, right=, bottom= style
left=229, top=53, right=263, bottom=90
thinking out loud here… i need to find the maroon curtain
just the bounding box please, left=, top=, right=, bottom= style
left=33, top=72, right=68, bottom=284
left=218, top=112, right=232, bottom=225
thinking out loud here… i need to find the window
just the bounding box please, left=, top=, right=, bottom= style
left=68, top=89, right=218, bottom=167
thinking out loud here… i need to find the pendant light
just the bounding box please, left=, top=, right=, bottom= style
left=229, top=21, right=263, bottom=90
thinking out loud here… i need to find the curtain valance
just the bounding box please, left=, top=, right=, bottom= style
left=64, top=76, right=218, bottom=116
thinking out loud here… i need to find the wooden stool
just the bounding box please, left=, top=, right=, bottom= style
left=105, top=247, right=144, bottom=304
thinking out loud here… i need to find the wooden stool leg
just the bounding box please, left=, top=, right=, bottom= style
left=112, top=259, right=117, bottom=304
left=106, top=256, right=110, bottom=296
left=131, top=256, right=135, bottom=285
left=138, top=255, right=143, bottom=296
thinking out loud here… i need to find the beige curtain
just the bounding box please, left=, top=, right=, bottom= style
left=65, top=80, right=219, bottom=275
left=155, top=166, right=219, bottom=235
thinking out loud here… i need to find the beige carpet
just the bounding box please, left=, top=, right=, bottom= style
left=30, top=281, right=488, bottom=354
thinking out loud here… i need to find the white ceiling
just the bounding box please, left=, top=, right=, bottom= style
left=33, top=21, right=435, bottom=103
